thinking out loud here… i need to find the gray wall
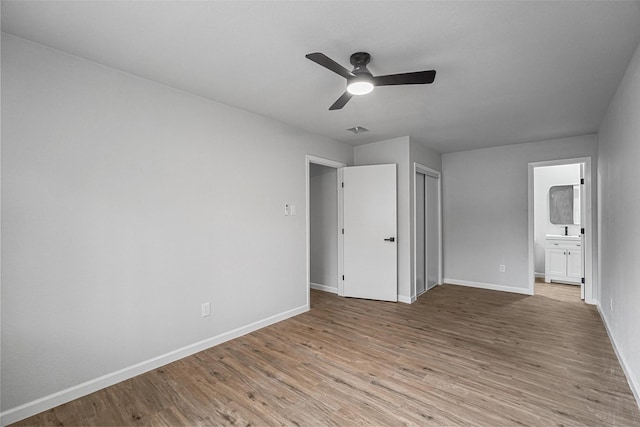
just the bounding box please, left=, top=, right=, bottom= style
left=597, top=38, right=640, bottom=401
left=442, top=134, right=597, bottom=292
left=309, top=164, right=338, bottom=290
left=1, top=35, right=353, bottom=412
left=410, top=139, right=442, bottom=173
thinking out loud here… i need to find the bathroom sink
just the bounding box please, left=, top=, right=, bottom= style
left=546, top=234, right=580, bottom=239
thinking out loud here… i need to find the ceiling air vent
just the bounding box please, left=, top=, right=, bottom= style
left=346, top=126, right=369, bottom=135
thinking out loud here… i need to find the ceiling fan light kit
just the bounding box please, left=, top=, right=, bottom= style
left=347, top=77, right=374, bottom=95
left=346, top=52, right=375, bottom=95
left=305, top=51, right=436, bottom=110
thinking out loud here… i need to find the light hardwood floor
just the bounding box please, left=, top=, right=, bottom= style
left=12, top=284, right=640, bottom=426
left=535, top=277, right=581, bottom=302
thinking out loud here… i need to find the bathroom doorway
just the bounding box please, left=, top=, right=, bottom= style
left=528, top=158, right=594, bottom=303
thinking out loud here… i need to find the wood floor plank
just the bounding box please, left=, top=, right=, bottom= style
left=11, top=284, right=640, bottom=426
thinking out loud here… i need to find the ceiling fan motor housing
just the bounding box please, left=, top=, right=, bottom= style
left=350, top=52, right=372, bottom=76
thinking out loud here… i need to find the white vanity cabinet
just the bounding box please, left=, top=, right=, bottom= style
left=545, top=235, right=582, bottom=284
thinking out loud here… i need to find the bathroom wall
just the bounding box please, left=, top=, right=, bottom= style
left=533, top=164, right=581, bottom=276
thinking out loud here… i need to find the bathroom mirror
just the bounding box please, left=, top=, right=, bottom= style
left=549, top=184, right=580, bottom=225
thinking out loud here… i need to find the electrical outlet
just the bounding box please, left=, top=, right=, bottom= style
left=499, top=264, right=506, bottom=273
left=201, top=302, right=211, bottom=318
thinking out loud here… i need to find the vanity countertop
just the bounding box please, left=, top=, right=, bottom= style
left=546, top=234, right=581, bottom=240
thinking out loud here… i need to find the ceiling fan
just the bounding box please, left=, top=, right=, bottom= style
left=305, top=52, right=436, bottom=110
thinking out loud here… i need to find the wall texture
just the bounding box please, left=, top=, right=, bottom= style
left=1, top=35, right=353, bottom=416
left=442, top=134, right=597, bottom=293
left=597, top=37, right=640, bottom=403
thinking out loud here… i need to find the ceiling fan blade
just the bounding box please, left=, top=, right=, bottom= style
left=306, top=52, right=354, bottom=79
left=329, top=92, right=353, bottom=110
left=373, top=70, right=436, bottom=86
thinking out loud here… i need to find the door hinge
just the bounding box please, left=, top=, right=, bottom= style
left=581, top=277, right=585, bottom=284
left=581, top=178, right=585, bottom=185
left=341, top=182, right=344, bottom=188
left=342, top=275, right=344, bottom=280
left=581, top=227, right=585, bottom=235
left=341, top=228, right=344, bottom=234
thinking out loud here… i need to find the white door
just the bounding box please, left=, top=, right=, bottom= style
left=343, top=164, right=397, bottom=301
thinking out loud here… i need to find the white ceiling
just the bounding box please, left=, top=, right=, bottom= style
left=3, top=1, right=640, bottom=153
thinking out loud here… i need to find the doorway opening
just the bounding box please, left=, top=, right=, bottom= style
left=306, top=155, right=400, bottom=304
left=528, top=157, right=594, bottom=303
left=306, top=155, right=345, bottom=307
left=413, top=163, right=442, bottom=299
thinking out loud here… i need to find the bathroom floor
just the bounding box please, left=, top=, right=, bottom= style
left=535, top=277, right=581, bottom=302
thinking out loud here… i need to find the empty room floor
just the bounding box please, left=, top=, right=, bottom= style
left=12, top=285, right=640, bottom=426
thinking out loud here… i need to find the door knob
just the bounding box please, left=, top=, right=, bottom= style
left=384, top=237, right=395, bottom=242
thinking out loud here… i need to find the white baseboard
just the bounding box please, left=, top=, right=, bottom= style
left=597, top=305, right=640, bottom=410
left=535, top=272, right=545, bottom=279
left=311, top=282, right=412, bottom=304
left=398, top=294, right=415, bottom=304
left=0, top=304, right=309, bottom=426
left=409, top=283, right=443, bottom=303
left=310, top=282, right=338, bottom=294
left=444, top=278, right=533, bottom=296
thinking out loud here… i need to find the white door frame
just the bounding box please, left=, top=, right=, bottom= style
left=413, top=163, right=443, bottom=300
left=305, top=155, right=346, bottom=307
left=527, top=157, right=595, bottom=304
